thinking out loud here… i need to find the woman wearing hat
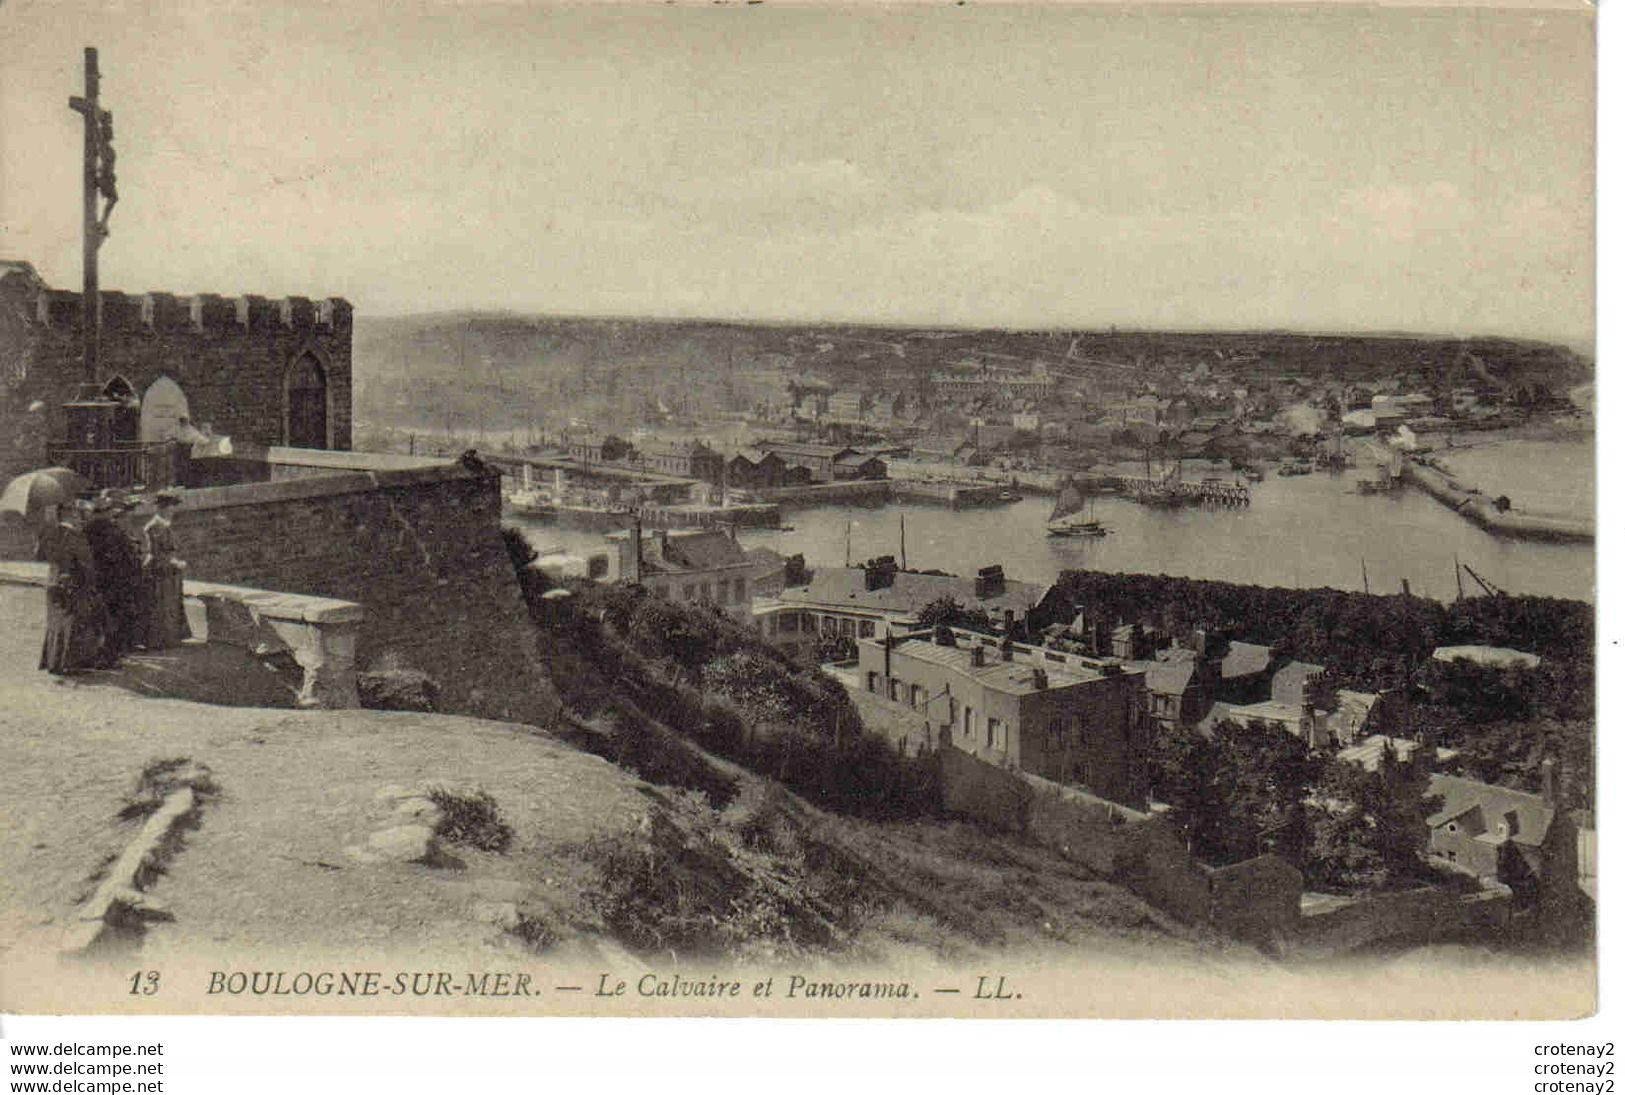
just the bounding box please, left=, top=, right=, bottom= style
left=38, top=496, right=107, bottom=674
left=140, top=488, right=192, bottom=649
left=84, top=490, right=145, bottom=665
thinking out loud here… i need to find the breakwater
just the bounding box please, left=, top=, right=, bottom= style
left=1405, top=462, right=1593, bottom=543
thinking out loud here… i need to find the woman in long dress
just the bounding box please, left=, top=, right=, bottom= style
left=84, top=491, right=145, bottom=665
left=141, top=489, right=191, bottom=649
left=39, top=500, right=107, bottom=674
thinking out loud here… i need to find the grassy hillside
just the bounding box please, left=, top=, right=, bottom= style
left=491, top=540, right=1251, bottom=964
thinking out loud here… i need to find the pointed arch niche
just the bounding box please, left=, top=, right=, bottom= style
left=284, top=352, right=331, bottom=449
left=140, top=376, right=190, bottom=443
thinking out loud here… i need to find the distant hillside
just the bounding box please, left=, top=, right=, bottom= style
left=353, top=312, right=1593, bottom=439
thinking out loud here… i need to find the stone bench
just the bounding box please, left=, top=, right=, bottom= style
left=184, top=581, right=363, bottom=709
left=0, top=561, right=362, bottom=709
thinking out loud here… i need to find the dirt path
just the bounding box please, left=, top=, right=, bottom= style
left=0, top=583, right=649, bottom=972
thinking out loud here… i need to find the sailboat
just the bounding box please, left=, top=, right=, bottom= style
left=1046, top=479, right=1109, bottom=537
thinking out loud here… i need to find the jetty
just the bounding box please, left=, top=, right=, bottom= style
left=889, top=479, right=1011, bottom=507
left=1109, top=475, right=1250, bottom=507
left=637, top=500, right=782, bottom=529
left=757, top=479, right=891, bottom=505
left=1404, top=461, right=1593, bottom=543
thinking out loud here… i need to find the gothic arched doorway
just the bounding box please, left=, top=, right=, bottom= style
left=286, top=355, right=328, bottom=449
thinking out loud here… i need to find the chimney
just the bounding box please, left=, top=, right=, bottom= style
left=1000, top=635, right=1014, bottom=662
left=1302, top=702, right=1324, bottom=749
left=784, top=553, right=810, bottom=587
left=629, top=514, right=643, bottom=584
left=1032, top=668, right=1048, bottom=690
left=970, top=646, right=986, bottom=668
left=974, top=565, right=1005, bottom=599
left=1540, top=757, right=1559, bottom=808
left=864, top=555, right=897, bottom=591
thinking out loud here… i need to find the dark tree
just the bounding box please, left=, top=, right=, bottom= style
left=916, top=595, right=996, bottom=635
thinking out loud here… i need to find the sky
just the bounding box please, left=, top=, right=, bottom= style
left=0, top=1, right=1596, bottom=344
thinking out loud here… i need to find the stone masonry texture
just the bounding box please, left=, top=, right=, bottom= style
left=168, top=467, right=560, bottom=727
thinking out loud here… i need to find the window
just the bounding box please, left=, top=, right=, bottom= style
left=652, top=584, right=669, bottom=599
left=822, top=616, right=836, bottom=636
left=733, top=578, right=747, bottom=602
left=840, top=618, right=856, bottom=638
left=987, top=717, right=1000, bottom=750
left=801, top=614, right=816, bottom=634
left=700, top=582, right=713, bottom=602
left=911, top=684, right=925, bottom=709
left=866, top=672, right=879, bottom=693
left=963, top=706, right=974, bottom=738
left=948, top=697, right=958, bottom=724
left=859, top=620, right=875, bottom=638
left=889, top=679, right=901, bottom=703
left=682, top=584, right=696, bottom=601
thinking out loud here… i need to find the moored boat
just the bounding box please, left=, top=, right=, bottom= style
left=1046, top=479, right=1111, bottom=536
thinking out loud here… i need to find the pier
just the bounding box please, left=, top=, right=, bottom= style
left=757, top=479, right=891, bottom=505
left=483, top=453, right=698, bottom=503
left=889, top=479, right=1012, bottom=507
left=1106, top=475, right=1250, bottom=506
left=637, top=501, right=782, bottom=530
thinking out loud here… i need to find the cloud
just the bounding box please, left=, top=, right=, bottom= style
left=1324, top=181, right=1469, bottom=245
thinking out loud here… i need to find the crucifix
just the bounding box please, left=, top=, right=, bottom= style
left=67, top=46, right=117, bottom=389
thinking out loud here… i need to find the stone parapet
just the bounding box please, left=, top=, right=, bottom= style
left=0, top=561, right=362, bottom=709
left=188, top=581, right=362, bottom=708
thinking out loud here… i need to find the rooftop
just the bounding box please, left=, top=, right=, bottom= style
left=1201, top=699, right=1307, bottom=732
left=778, top=566, right=1043, bottom=619
left=1221, top=641, right=1276, bottom=680
left=1140, top=649, right=1198, bottom=697
left=762, top=442, right=857, bottom=459
left=1427, top=774, right=1555, bottom=848
left=607, top=528, right=754, bottom=573
left=1270, top=660, right=1326, bottom=706
left=1432, top=645, right=1542, bottom=670
left=881, top=636, right=1105, bottom=695
left=1326, top=689, right=1382, bottom=742
left=1337, top=734, right=1424, bottom=772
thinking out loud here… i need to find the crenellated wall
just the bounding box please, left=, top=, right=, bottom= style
left=0, top=270, right=353, bottom=486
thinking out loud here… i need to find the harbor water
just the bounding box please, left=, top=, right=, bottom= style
left=512, top=443, right=1594, bottom=605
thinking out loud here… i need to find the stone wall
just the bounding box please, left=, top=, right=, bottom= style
left=144, top=463, right=554, bottom=727
left=1291, top=887, right=1512, bottom=957
left=1207, top=855, right=1307, bottom=947
left=937, top=741, right=1302, bottom=948
left=0, top=279, right=353, bottom=486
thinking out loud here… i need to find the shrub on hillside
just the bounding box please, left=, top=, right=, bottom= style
left=359, top=669, right=440, bottom=713
left=505, top=562, right=933, bottom=819
left=426, top=786, right=515, bottom=853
